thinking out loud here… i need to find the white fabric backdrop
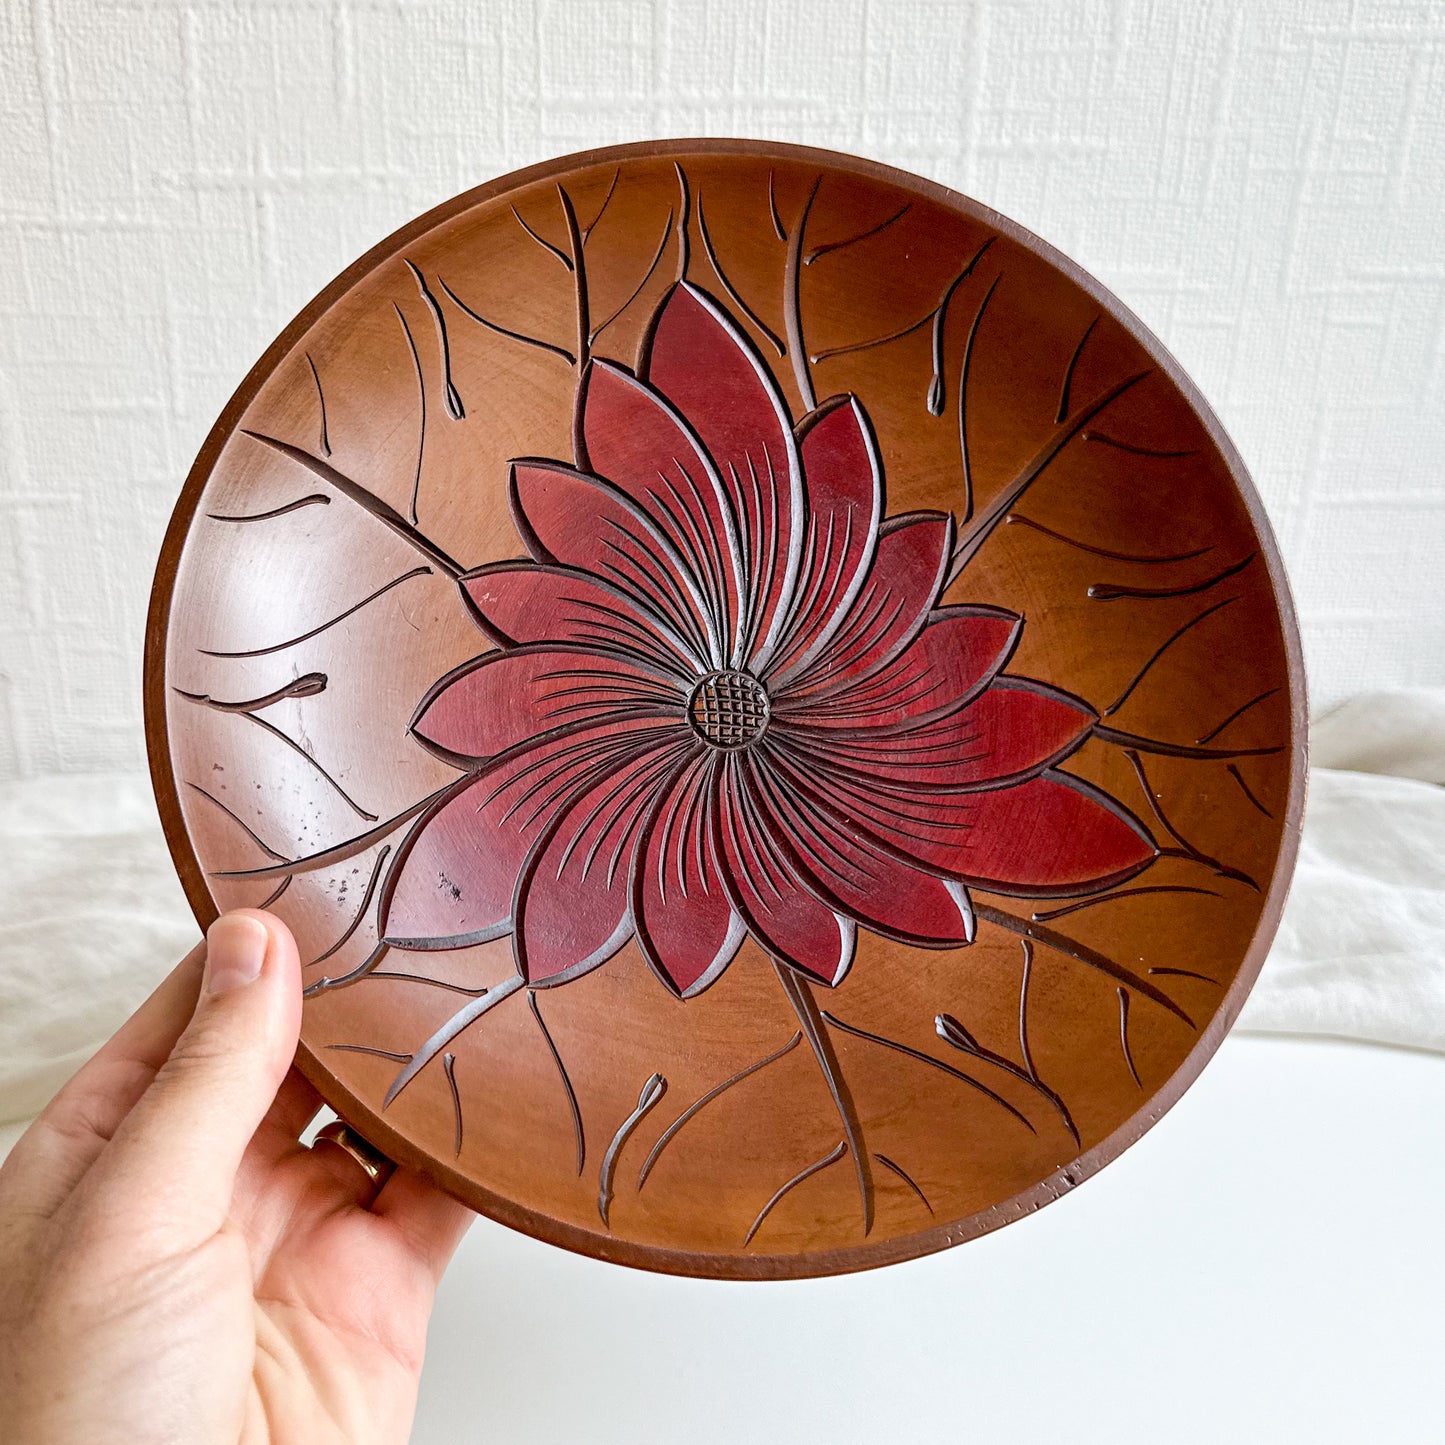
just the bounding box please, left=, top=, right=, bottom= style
left=2, top=0, right=1444, bottom=781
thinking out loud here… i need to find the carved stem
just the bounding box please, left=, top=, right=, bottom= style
left=308, top=844, right=392, bottom=966
left=403, top=261, right=464, bottom=419
left=673, top=162, right=691, bottom=282
left=945, top=370, right=1149, bottom=586
left=529, top=990, right=587, bottom=1176
left=971, top=902, right=1194, bottom=1027
left=598, top=1072, right=666, bottom=1226
left=1197, top=687, right=1279, bottom=746
left=589, top=207, right=673, bottom=347
left=303, top=939, right=390, bottom=996
left=383, top=973, right=527, bottom=1108
left=177, top=685, right=377, bottom=822
left=957, top=274, right=1000, bottom=524
left=558, top=183, right=589, bottom=374
left=393, top=302, right=427, bottom=524
left=637, top=1032, right=801, bottom=1190
left=214, top=782, right=453, bottom=881
left=1122, top=750, right=1260, bottom=891
left=199, top=566, right=431, bottom=660
left=934, top=1009, right=1078, bottom=1147
left=240, top=431, right=464, bottom=578
left=773, top=959, right=873, bottom=1236
left=783, top=176, right=822, bottom=412
left=745, top=1142, right=847, bottom=1246
left=1092, top=725, right=1283, bottom=761
left=820, top=1010, right=1035, bottom=1132
left=1087, top=550, right=1255, bottom=602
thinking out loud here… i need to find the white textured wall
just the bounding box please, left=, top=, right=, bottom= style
left=2, top=0, right=1442, bottom=780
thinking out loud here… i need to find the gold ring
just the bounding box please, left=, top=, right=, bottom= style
left=312, top=1120, right=394, bottom=1190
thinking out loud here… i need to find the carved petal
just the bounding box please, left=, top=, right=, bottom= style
left=710, top=757, right=855, bottom=987
left=411, top=644, right=684, bottom=766
left=781, top=677, right=1094, bottom=791
left=742, top=753, right=974, bottom=949
left=461, top=559, right=700, bottom=678
left=514, top=738, right=693, bottom=987
left=765, top=395, right=882, bottom=678
left=776, top=512, right=952, bottom=702
left=949, top=771, right=1157, bottom=895
left=775, top=753, right=1155, bottom=897
left=774, top=604, right=1020, bottom=733
left=579, top=361, right=743, bottom=659
left=380, top=721, right=669, bottom=950
left=631, top=756, right=745, bottom=997
left=644, top=284, right=803, bottom=670
left=509, top=459, right=721, bottom=668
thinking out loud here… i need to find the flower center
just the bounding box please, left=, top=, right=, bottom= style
left=688, top=670, right=770, bottom=749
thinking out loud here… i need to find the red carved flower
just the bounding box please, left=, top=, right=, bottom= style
left=379, top=284, right=1155, bottom=996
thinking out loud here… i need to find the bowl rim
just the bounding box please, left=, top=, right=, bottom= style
left=143, top=137, right=1309, bottom=1280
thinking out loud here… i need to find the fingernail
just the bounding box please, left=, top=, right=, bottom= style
left=204, top=914, right=270, bottom=996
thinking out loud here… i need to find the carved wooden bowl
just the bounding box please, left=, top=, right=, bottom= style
left=146, top=140, right=1305, bottom=1279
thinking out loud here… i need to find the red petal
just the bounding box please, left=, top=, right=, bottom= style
left=768, top=743, right=978, bottom=880
left=776, top=512, right=952, bottom=703
left=643, top=284, right=803, bottom=669
left=742, top=754, right=974, bottom=949
left=461, top=559, right=699, bottom=678
left=514, top=739, right=694, bottom=986
left=773, top=750, right=1155, bottom=897
left=774, top=605, right=1019, bottom=733
left=380, top=721, right=668, bottom=950
left=782, top=678, right=1094, bottom=790
left=579, top=362, right=743, bottom=659
left=631, top=756, right=744, bottom=997
left=765, top=395, right=882, bottom=678
left=955, top=772, right=1157, bottom=895
left=509, top=459, right=721, bottom=668
left=411, top=644, right=684, bottom=765
left=710, top=757, right=855, bottom=986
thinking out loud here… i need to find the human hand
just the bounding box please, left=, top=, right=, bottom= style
left=0, top=909, right=472, bottom=1443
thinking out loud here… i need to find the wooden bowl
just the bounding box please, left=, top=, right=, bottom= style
left=145, top=140, right=1306, bottom=1279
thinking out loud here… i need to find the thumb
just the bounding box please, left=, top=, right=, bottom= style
left=78, top=909, right=302, bottom=1244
